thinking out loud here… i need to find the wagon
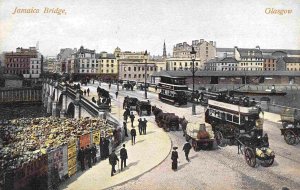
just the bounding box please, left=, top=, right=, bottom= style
left=280, top=108, right=300, bottom=145
left=123, top=97, right=139, bottom=111
left=136, top=100, right=151, bottom=116
left=185, top=122, right=214, bottom=150
left=237, top=131, right=275, bottom=167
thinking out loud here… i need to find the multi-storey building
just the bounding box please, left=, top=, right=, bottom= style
left=263, top=55, right=277, bottom=71
left=44, top=56, right=56, bottom=73
left=167, top=39, right=217, bottom=71
left=205, top=55, right=238, bottom=71
left=4, top=47, right=40, bottom=78
left=98, top=51, right=117, bottom=77
left=116, top=48, right=160, bottom=83
left=234, top=46, right=264, bottom=71
left=73, top=46, right=98, bottom=75
left=30, top=52, right=42, bottom=78
left=56, top=48, right=76, bottom=74
left=277, top=57, right=300, bottom=71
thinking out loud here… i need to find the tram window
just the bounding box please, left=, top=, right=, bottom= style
left=215, top=111, right=220, bottom=118
left=226, top=114, right=233, bottom=121
left=233, top=115, right=239, bottom=123
left=221, top=112, right=225, bottom=120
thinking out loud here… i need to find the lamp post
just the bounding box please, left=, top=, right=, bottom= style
left=116, top=54, right=120, bottom=91
left=190, top=47, right=197, bottom=115
left=144, top=50, right=148, bottom=99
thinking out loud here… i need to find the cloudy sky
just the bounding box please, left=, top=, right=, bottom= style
left=0, top=0, right=299, bottom=56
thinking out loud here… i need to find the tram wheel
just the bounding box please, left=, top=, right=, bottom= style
left=244, top=147, right=256, bottom=167
left=284, top=130, right=297, bottom=145
left=215, top=131, right=223, bottom=146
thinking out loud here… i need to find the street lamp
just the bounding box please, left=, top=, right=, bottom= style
left=116, top=54, right=120, bottom=91
left=189, top=47, right=197, bottom=115
left=144, top=50, right=148, bottom=99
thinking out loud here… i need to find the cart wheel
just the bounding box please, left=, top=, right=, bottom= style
left=284, top=130, right=297, bottom=145
left=244, top=147, right=256, bottom=167
left=215, top=131, right=223, bottom=146
left=261, top=158, right=274, bottom=167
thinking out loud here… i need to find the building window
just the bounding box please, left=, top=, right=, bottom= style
left=128, top=67, right=131, bottom=71
left=106, top=69, right=109, bottom=73
left=134, top=67, right=136, bottom=71
left=82, top=64, right=84, bottom=68
left=196, top=62, right=198, bottom=66
left=111, top=69, right=114, bottom=73
left=138, top=67, right=141, bottom=71
left=129, top=74, right=131, bottom=78
left=134, top=74, right=137, bottom=78
left=106, top=60, right=109, bottom=63
left=111, top=60, right=114, bottom=63
left=185, top=62, right=187, bottom=67
left=107, top=64, right=109, bottom=67
left=174, top=62, right=176, bottom=66
left=111, top=64, right=113, bottom=67
left=138, top=74, right=141, bottom=78
left=96, top=64, right=98, bottom=67
left=142, top=74, right=145, bottom=78
left=87, top=64, right=89, bottom=68
left=124, top=74, right=127, bottom=78
left=92, top=64, right=94, bottom=67
left=82, top=70, right=84, bottom=72
left=150, top=67, right=153, bottom=71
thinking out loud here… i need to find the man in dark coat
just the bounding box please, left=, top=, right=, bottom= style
left=130, top=127, right=136, bottom=145
left=123, top=111, right=128, bottom=123
left=138, top=118, right=142, bottom=135
left=104, top=138, right=110, bottom=159
left=78, top=147, right=85, bottom=171
left=182, top=140, right=192, bottom=162
left=97, top=86, right=101, bottom=94
left=109, top=150, right=119, bottom=176
left=120, top=144, right=128, bottom=171
left=87, top=88, right=90, bottom=96
left=115, top=91, right=118, bottom=99
left=123, top=121, right=128, bottom=137
left=171, top=147, right=178, bottom=170
left=142, top=118, right=148, bottom=135
left=85, top=145, right=92, bottom=168
left=91, top=143, right=97, bottom=164
left=130, top=112, right=135, bottom=127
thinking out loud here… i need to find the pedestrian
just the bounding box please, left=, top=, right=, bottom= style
left=123, top=121, right=128, bottom=137
left=78, top=147, right=85, bottom=171
left=97, top=86, right=100, bottom=94
left=155, top=85, right=158, bottom=92
left=100, top=136, right=105, bottom=160
left=123, top=111, right=128, bottom=123
left=130, top=112, right=135, bottom=127
left=138, top=118, right=143, bottom=135
left=87, top=88, right=90, bottom=96
left=109, top=83, right=111, bottom=89
left=180, top=117, right=188, bottom=137
left=130, top=127, right=136, bottom=145
left=107, top=97, right=111, bottom=106
left=104, top=137, right=110, bottom=159
left=182, top=140, right=192, bottom=162
left=93, top=79, right=95, bottom=84
left=115, top=91, right=118, bottom=99
left=120, top=144, right=128, bottom=171
left=92, top=97, right=96, bottom=103
left=84, top=90, right=87, bottom=96
left=171, top=147, right=178, bottom=170
left=85, top=145, right=92, bottom=168
left=109, top=149, right=119, bottom=176
left=91, top=143, right=97, bottom=164
left=142, top=118, right=148, bottom=135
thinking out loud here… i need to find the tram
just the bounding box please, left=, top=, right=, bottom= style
left=158, top=76, right=188, bottom=106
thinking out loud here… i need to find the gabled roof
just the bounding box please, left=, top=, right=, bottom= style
left=283, top=57, right=300, bottom=63
left=220, top=57, right=238, bottom=63
left=237, top=48, right=263, bottom=58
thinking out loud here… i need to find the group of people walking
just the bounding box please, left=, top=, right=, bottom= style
left=171, top=140, right=192, bottom=171
left=108, top=144, right=128, bottom=176
left=78, top=143, right=98, bottom=171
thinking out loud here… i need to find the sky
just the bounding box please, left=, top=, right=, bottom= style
left=0, top=0, right=299, bottom=57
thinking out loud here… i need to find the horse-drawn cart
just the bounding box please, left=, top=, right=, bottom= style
left=280, top=108, right=300, bottom=145
left=236, top=130, right=275, bottom=167
left=136, top=100, right=151, bottom=116
left=185, top=122, right=214, bottom=150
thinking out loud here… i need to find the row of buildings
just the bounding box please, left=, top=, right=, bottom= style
left=1, top=39, right=300, bottom=84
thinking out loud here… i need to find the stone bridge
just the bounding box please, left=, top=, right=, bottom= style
left=42, top=79, right=116, bottom=123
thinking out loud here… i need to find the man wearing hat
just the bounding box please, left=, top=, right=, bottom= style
left=109, top=149, right=119, bottom=176
left=120, top=144, right=128, bottom=171
left=183, top=140, right=192, bottom=162
left=130, top=127, right=137, bottom=145
left=171, top=146, right=179, bottom=170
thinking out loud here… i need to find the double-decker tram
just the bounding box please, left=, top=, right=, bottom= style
left=205, top=98, right=263, bottom=146
left=158, top=76, right=188, bottom=106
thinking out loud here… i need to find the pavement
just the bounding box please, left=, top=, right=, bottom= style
left=59, top=82, right=172, bottom=190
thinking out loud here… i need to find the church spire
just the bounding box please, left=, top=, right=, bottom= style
left=163, top=40, right=167, bottom=59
